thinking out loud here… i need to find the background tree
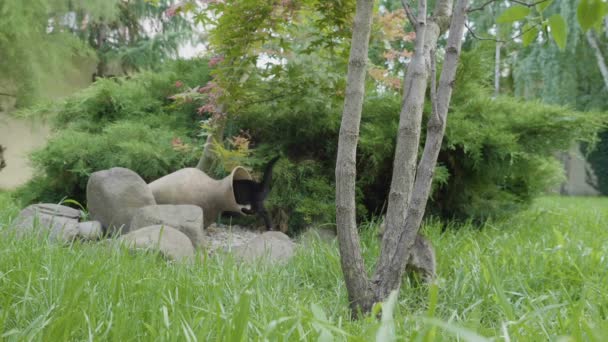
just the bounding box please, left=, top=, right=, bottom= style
left=463, top=0, right=608, bottom=194
left=0, top=0, right=190, bottom=106
left=0, top=0, right=119, bottom=105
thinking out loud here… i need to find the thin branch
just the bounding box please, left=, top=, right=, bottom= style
left=465, top=22, right=498, bottom=41
left=0, top=92, right=16, bottom=97
left=468, top=0, right=550, bottom=13
left=509, top=0, right=550, bottom=7
left=465, top=21, right=541, bottom=43
left=430, top=49, right=440, bottom=125
left=468, top=0, right=497, bottom=13
left=401, top=0, right=417, bottom=27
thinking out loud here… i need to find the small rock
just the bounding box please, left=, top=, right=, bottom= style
left=130, top=205, right=204, bottom=248
left=77, top=221, right=103, bottom=240
left=11, top=204, right=81, bottom=243
left=87, top=167, right=156, bottom=235
left=119, top=225, right=195, bottom=261
left=232, top=231, right=295, bottom=263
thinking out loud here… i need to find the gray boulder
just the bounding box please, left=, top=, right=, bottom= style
left=119, top=225, right=195, bottom=261
left=232, top=231, right=295, bottom=263
left=87, top=167, right=156, bottom=235
left=12, top=204, right=81, bottom=243
left=130, top=205, right=205, bottom=248
left=77, top=221, right=103, bottom=240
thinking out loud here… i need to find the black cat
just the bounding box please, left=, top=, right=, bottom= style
left=233, top=156, right=280, bottom=229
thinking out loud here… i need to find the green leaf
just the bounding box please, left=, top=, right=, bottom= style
left=577, top=0, right=605, bottom=32
left=536, top=0, right=554, bottom=13
left=497, top=5, right=531, bottom=24
left=522, top=23, right=539, bottom=47
left=376, top=290, right=398, bottom=342
left=549, top=14, right=568, bottom=50
left=310, top=303, right=328, bottom=322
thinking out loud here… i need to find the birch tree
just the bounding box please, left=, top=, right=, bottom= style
left=335, top=0, right=469, bottom=314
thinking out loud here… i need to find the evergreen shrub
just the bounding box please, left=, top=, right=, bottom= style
left=14, top=59, right=211, bottom=204
left=15, top=52, right=606, bottom=232
left=233, top=50, right=606, bottom=230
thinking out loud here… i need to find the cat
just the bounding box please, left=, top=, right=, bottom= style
left=233, top=156, right=280, bottom=230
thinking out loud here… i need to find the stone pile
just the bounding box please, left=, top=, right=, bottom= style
left=9, top=167, right=296, bottom=263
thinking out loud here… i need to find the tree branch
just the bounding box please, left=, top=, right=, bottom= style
left=465, top=21, right=541, bottom=43
left=467, top=0, right=496, bottom=13
left=468, top=0, right=550, bottom=13
left=373, top=0, right=468, bottom=301
left=401, top=0, right=417, bottom=27
left=508, top=0, right=550, bottom=7
left=335, top=0, right=377, bottom=315
left=586, top=30, right=608, bottom=91
left=430, top=49, right=441, bottom=126
left=0, top=92, right=16, bottom=98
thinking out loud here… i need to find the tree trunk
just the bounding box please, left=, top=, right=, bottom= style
left=196, top=116, right=226, bottom=173
left=335, top=0, right=376, bottom=315
left=373, top=0, right=453, bottom=294
left=95, top=22, right=108, bottom=79
left=586, top=30, right=608, bottom=91
left=373, top=0, right=469, bottom=299
left=494, top=41, right=501, bottom=97
left=335, top=0, right=469, bottom=316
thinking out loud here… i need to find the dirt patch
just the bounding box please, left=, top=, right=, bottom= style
left=205, top=223, right=261, bottom=252
left=0, top=111, right=50, bottom=190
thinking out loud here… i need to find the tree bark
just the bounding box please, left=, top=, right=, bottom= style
left=373, top=0, right=469, bottom=299
left=494, top=41, right=501, bottom=97
left=196, top=116, right=226, bottom=173
left=586, top=30, right=608, bottom=91
left=373, top=0, right=453, bottom=291
left=335, top=0, right=469, bottom=316
left=335, top=0, right=376, bottom=314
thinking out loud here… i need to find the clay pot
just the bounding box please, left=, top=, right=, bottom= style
left=148, top=167, right=252, bottom=228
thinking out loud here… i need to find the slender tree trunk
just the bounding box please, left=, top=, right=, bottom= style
left=196, top=116, right=226, bottom=173
left=373, top=0, right=469, bottom=300
left=95, top=22, right=108, bottom=79
left=373, top=0, right=453, bottom=292
left=335, top=0, right=469, bottom=316
left=494, top=41, right=501, bottom=97
left=335, top=0, right=376, bottom=315
left=586, top=30, right=608, bottom=91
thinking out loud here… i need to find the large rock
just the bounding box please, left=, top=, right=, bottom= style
left=77, top=221, right=103, bottom=240
left=130, top=205, right=205, bottom=248
left=232, top=231, right=295, bottom=263
left=11, top=204, right=81, bottom=242
left=119, top=225, right=195, bottom=261
left=87, top=167, right=156, bottom=235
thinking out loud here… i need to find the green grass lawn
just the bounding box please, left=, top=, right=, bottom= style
left=1, top=193, right=607, bottom=341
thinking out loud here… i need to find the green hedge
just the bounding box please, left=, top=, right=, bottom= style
left=233, top=50, right=606, bottom=229
left=14, top=59, right=211, bottom=204
left=15, top=51, right=606, bottom=232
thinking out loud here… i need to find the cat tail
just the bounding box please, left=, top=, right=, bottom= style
left=261, top=156, right=280, bottom=197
